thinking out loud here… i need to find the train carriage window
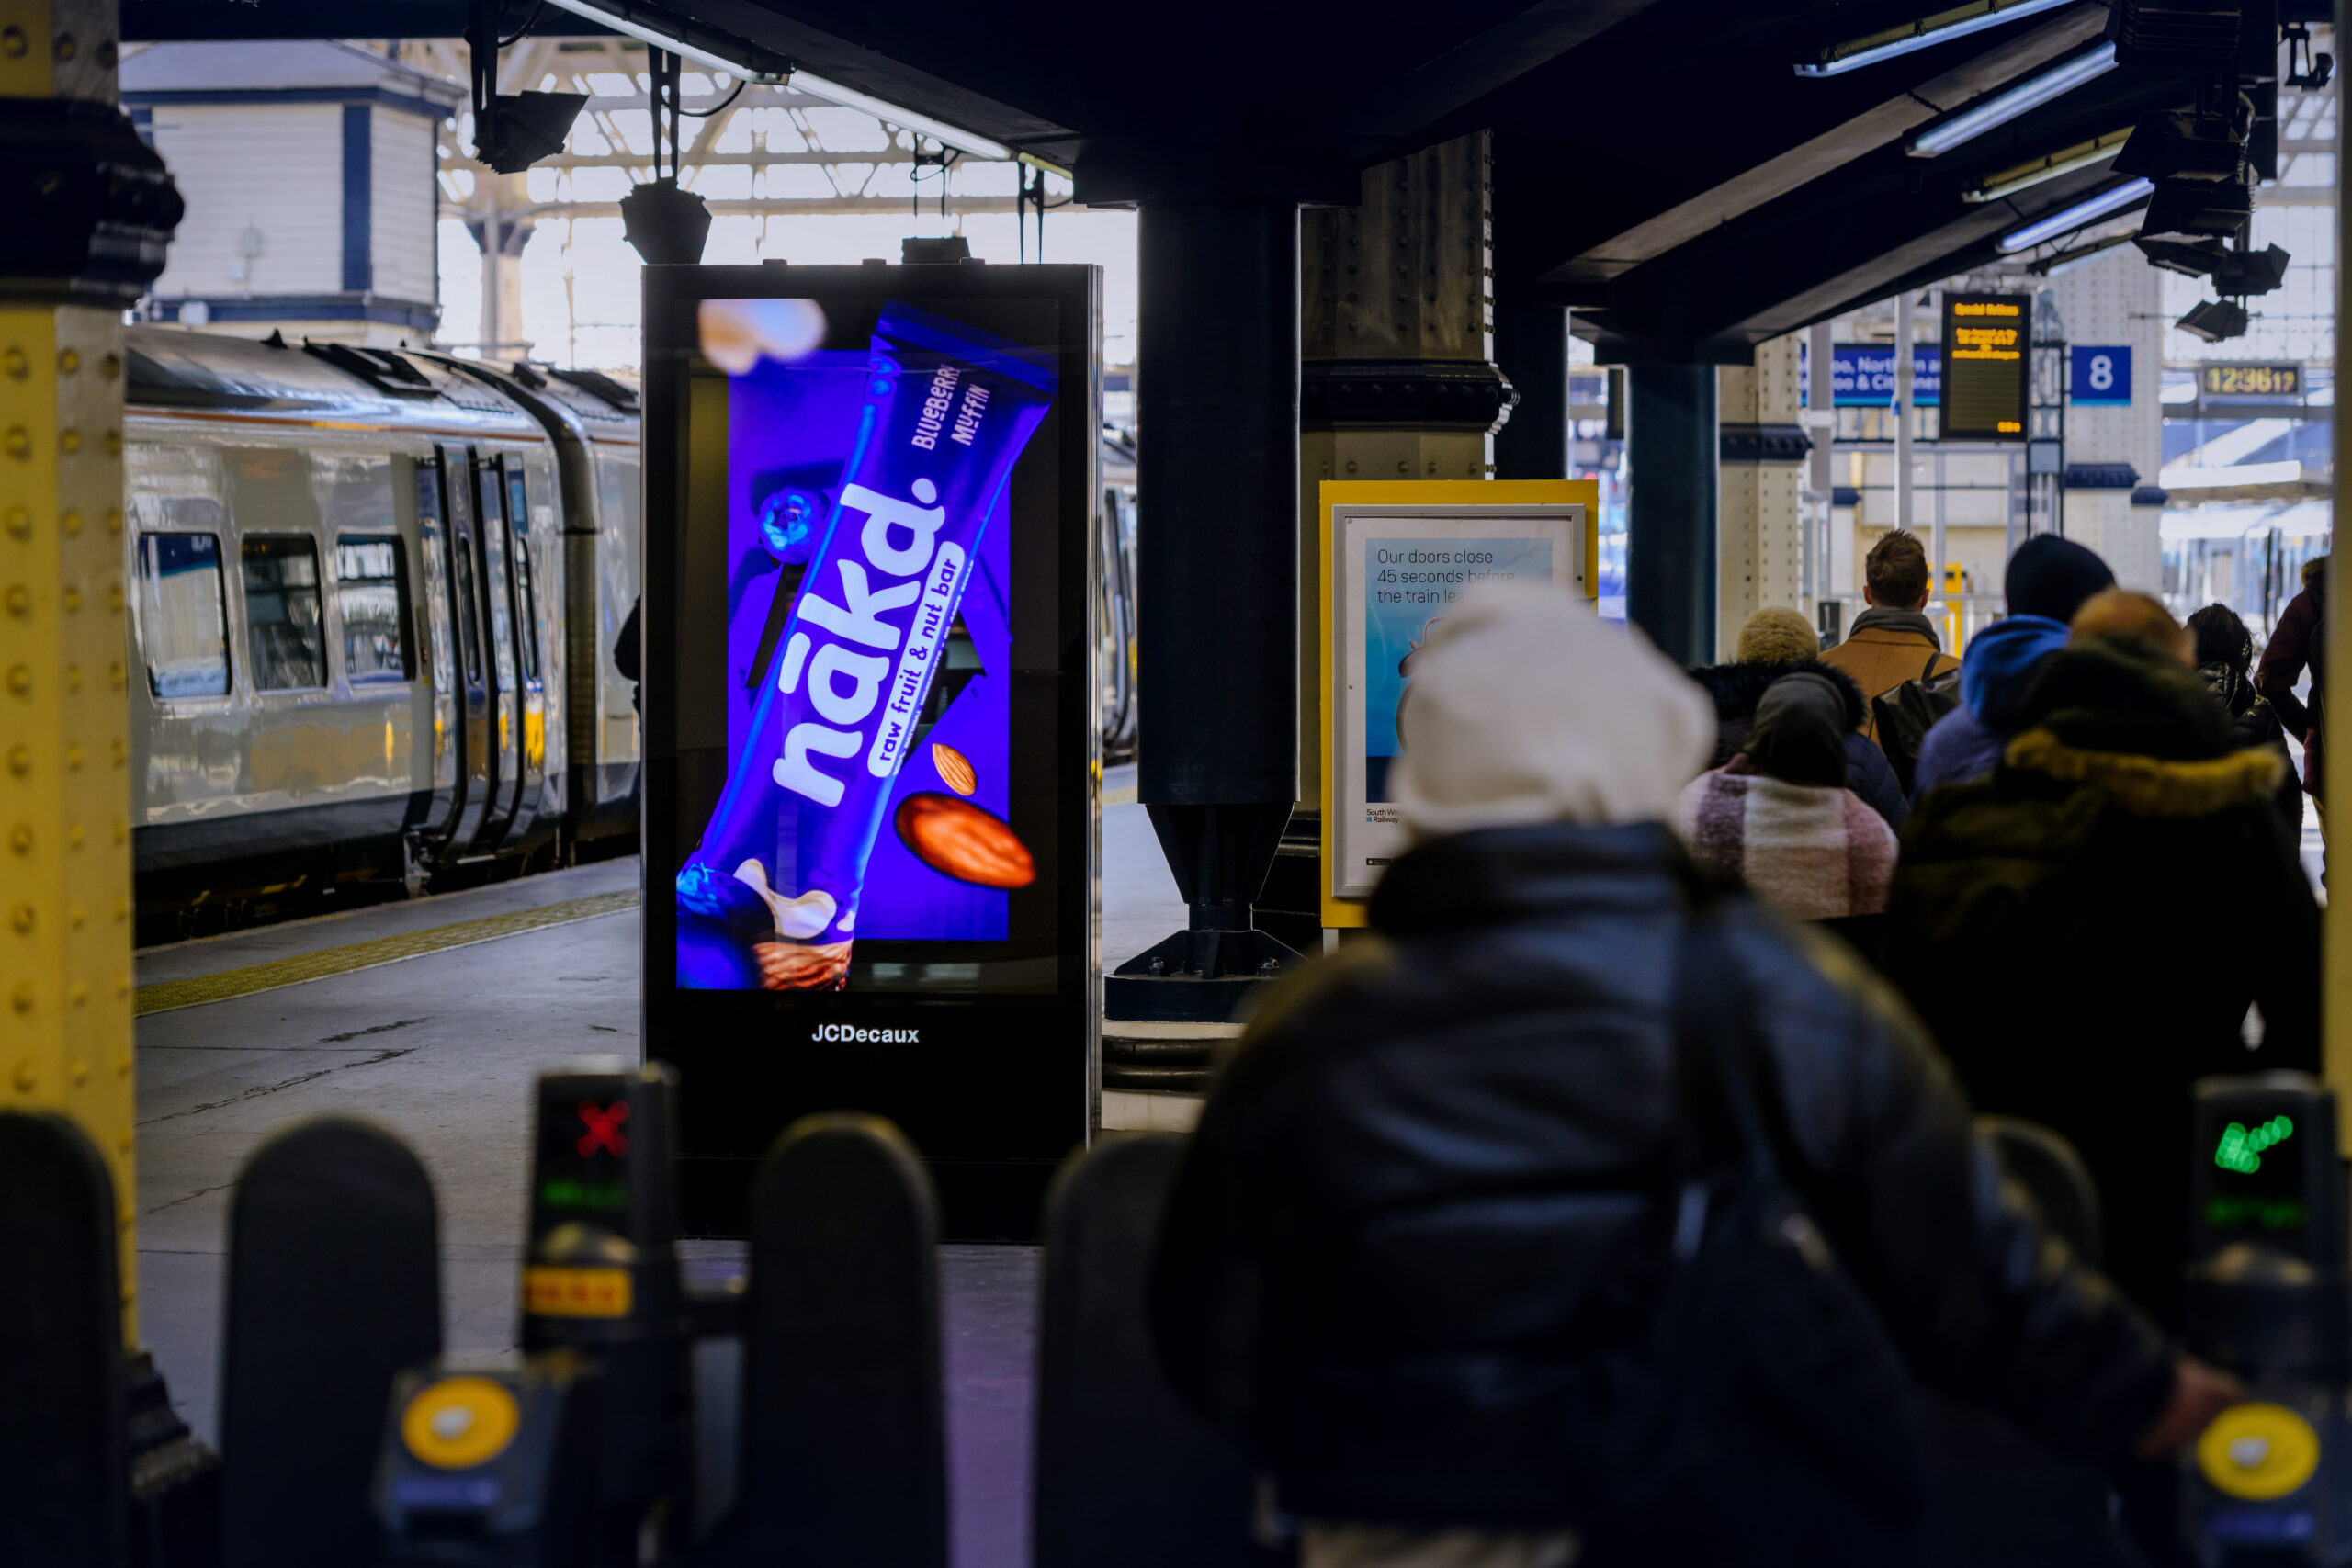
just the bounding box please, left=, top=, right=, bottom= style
left=135, top=533, right=231, bottom=698
left=241, top=535, right=328, bottom=691
left=476, top=466, right=519, bottom=694
left=504, top=468, right=542, bottom=682
left=336, top=536, right=413, bottom=683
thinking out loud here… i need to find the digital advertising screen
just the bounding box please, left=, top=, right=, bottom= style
left=641, top=265, right=1101, bottom=1238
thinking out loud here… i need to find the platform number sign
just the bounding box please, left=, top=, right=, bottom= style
left=2071, top=345, right=2132, bottom=407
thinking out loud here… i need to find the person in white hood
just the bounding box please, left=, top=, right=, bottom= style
left=1387, top=579, right=1714, bottom=836
left=1149, top=579, right=2235, bottom=1568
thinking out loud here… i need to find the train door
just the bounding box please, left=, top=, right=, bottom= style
left=501, top=457, right=549, bottom=837
left=436, top=444, right=493, bottom=852
left=411, top=457, right=463, bottom=843
left=470, top=451, right=526, bottom=848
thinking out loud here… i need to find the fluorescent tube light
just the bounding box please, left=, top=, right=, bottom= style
left=2026, top=230, right=2140, bottom=275
left=1996, top=177, right=2154, bottom=251
left=1962, top=126, right=2132, bottom=200
left=1795, top=0, right=2079, bottom=76
left=1908, top=42, right=2119, bottom=156
left=541, top=0, right=1014, bottom=161
left=541, top=0, right=785, bottom=81
left=786, top=69, right=1012, bottom=162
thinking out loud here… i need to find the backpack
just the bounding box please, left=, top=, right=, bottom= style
left=1551, top=909, right=1930, bottom=1562
left=1872, top=652, right=1962, bottom=795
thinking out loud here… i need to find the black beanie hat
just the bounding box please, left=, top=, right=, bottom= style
left=1745, top=672, right=1849, bottom=788
left=2006, top=536, right=2114, bottom=623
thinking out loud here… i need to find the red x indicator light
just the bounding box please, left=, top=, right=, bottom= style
left=577, top=1100, right=630, bottom=1157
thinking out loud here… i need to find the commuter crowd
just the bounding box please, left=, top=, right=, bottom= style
left=1150, top=530, right=2328, bottom=1568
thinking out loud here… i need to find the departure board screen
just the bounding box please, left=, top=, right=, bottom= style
left=1939, top=294, right=2030, bottom=441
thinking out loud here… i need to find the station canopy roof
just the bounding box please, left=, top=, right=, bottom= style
left=122, top=0, right=2326, bottom=363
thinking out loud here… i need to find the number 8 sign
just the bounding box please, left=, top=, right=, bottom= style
left=2070, top=344, right=2132, bottom=407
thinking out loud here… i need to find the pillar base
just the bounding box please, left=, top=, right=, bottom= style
left=1104, top=926, right=1303, bottom=1023
left=1104, top=802, right=1304, bottom=1023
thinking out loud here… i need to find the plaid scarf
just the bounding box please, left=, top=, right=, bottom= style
left=1672, top=768, right=1897, bottom=919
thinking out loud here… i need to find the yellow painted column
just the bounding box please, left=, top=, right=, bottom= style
left=0, top=0, right=176, bottom=1340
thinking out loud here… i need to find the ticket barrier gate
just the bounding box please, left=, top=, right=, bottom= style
left=2181, top=1073, right=2352, bottom=1566
left=366, top=1073, right=949, bottom=1568
left=374, top=1065, right=686, bottom=1566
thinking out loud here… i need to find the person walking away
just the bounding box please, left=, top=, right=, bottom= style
left=1891, top=589, right=2319, bottom=1564
left=1820, top=530, right=1957, bottom=746
left=1152, top=580, right=2239, bottom=1568
left=1675, top=671, right=1897, bottom=921
left=1733, top=604, right=1818, bottom=665
left=615, top=596, right=642, bottom=716
left=2188, top=603, right=2302, bottom=841
left=1910, top=536, right=2113, bottom=799
left=1690, top=610, right=1905, bottom=829
left=2256, top=555, right=2326, bottom=856
left=1888, top=590, right=2317, bottom=1318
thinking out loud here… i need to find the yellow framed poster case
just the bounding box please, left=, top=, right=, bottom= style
left=1319, top=480, right=1600, bottom=931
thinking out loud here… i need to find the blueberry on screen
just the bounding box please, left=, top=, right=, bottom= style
left=759, top=487, right=825, bottom=565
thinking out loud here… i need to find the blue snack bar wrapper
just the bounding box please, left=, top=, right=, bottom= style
left=679, top=302, right=1057, bottom=989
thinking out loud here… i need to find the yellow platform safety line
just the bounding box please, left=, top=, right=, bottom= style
left=134, top=889, right=641, bottom=1017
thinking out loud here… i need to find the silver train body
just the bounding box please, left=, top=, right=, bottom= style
left=125, top=327, right=642, bottom=918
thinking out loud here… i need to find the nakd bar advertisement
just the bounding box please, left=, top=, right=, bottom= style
left=674, top=299, right=1054, bottom=990
left=642, top=264, right=1099, bottom=1240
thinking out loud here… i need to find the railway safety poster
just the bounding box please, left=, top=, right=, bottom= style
left=1320, top=482, right=1596, bottom=923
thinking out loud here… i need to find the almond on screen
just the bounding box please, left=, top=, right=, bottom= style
left=895, top=793, right=1035, bottom=888
left=932, top=741, right=978, bottom=796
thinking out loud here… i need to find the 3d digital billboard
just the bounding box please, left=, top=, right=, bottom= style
left=641, top=265, right=1101, bottom=1237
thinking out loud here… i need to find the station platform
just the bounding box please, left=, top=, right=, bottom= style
left=131, top=764, right=1190, bottom=1568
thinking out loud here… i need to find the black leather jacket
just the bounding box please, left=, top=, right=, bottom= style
left=1149, top=822, right=2174, bottom=1530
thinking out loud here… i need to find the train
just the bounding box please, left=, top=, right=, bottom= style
left=124, top=326, right=1138, bottom=938
left=125, top=326, right=645, bottom=932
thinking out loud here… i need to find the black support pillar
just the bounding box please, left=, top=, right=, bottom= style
left=1624, top=363, right=1718, bottom=665
left=1111, top=200, right=1303, bottom=1021
left=1494, top=303, right=1568, bottom=480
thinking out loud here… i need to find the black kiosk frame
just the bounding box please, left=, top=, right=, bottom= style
left=640, top=264, right=1102, bottom=1240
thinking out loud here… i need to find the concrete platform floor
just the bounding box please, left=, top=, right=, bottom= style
left=131, top=764, right=1185, bottom=1568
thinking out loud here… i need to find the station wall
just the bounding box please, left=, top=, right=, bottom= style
left=2052, top=244, right=2165, bottom=592
left=146, top=103, right=346, bottom=299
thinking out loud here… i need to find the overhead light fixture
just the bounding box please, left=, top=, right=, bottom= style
left=1995, top=177, right=2154, bottom=252
left=1962, top=126, right=2132, bottom=201
left=2109, top=0, right=2242, bottom=70
left=2176, top=298, right=2250, bottom=342
left=2113, top=107, right=2247, bottom=182
left=539, top=0, right=1014, bottom=162
left=1907, top=42, right=2119, bottom=157
left=2134, top=235, right=2228, bottom=276
left=477, top=91, right=588, bottom=174
left=2027, top=231, right=2140, bottom=276
left=2139, top=177, right=2252, bottom=243
left=1795, top=0, right=2079, bottom=77
left=621, top=178, right=712, bottom=264
left=2211, top=243, right=2292, bottom=297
